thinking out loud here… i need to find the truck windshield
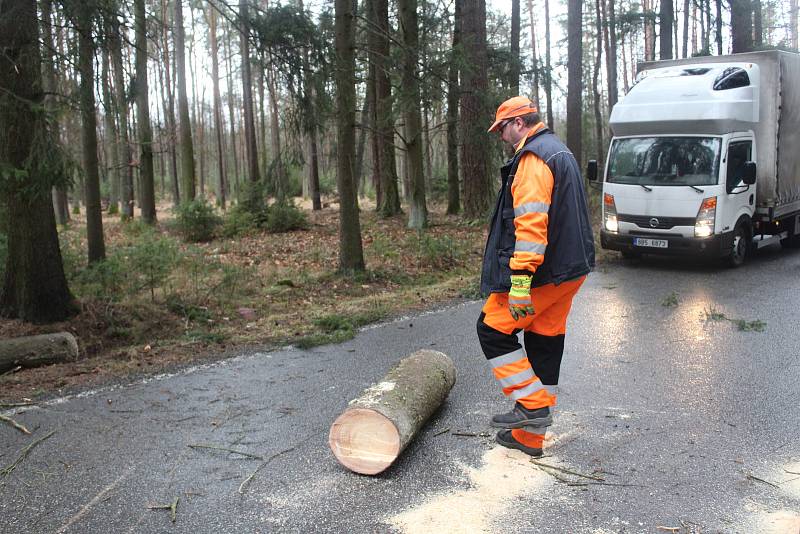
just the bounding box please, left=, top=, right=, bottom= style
left=607, top=137, right=721, bottom=186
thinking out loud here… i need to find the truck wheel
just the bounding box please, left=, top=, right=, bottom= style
left=727, top=222, right=751, bottom=267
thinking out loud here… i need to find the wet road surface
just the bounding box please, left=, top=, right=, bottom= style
left=2, top=245, right=799, bottom=533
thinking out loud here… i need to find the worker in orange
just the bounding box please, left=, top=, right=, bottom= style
left=478, top=96, right=595, bottom=457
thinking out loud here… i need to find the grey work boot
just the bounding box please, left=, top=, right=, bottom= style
left=490, top=403, right=552, bottom=429
left=495, top=429, right=544, bottom=457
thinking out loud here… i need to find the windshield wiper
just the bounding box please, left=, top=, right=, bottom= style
left=688, top=185, right=705, bottom=193
left=639, top=184, right=653, bottom=192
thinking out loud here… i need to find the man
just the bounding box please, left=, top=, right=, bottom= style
left=477, top=96, right=595, bottom=457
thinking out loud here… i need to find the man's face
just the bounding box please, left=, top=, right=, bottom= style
left=498, top=117, right=525, bottom=146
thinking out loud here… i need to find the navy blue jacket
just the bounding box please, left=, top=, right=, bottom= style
left=480, top=128, right=595, bottom=294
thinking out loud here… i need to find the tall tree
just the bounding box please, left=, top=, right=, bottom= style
left=715, top=0, right=723, bottom=54
left=566, top=0, right=583, bottom=166
left=334, top=0, right=365, bottom=272
left=299, top=0, right=321, bottom=211
left=603, top=0, right=619, bottom=113
left=682, top=0, right=690, bottom=57
left=460, top=0, right=493, bottom=219
left=0, top=0, right=74, bottom=322
left=174, top=0, right=196, bottom=201
left=374, top=0, right=401, bottom=217
left=398, top=0, right=428, bottom=229
left=446, top=0, right=462, bottom=215
left=239, top=0, right=261, bottom=190
left=509, top=0, right=521, bottom=94
left=729, top=0, right=753, bottom=53
left=135, top=0, right=156, bottom=222
left=660, top=0, right=674, bottom=58
left=108, top=14, right=134, bottom=219
left=791, top=0, right=798, bottom=50
left=543, top=0, right=554, bottom=128
left=594, top=0, right=604, bottom=166
left=101, top=46, right=120, bottom=214
left=160, top=0, right=179, bottom=205
left=208, top=7, right=226, bottom=209
left=527, top=0, right=540, bottom=106
left=753, top=0, right=763, bottom=47
left=76, top=0, right=105, bottom=262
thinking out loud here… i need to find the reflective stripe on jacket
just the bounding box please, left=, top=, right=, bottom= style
left=480, top=128, right=595, bottom=295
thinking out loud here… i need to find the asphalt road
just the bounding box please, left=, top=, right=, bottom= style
left=2, top=245, right=800, bottom=534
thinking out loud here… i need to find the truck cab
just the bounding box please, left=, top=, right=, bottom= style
left=591, top=52, right=800, bottom=265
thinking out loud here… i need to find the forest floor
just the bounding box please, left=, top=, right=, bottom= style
left=0, top=197, right=607, bottom=402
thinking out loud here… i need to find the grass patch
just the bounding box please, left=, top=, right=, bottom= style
left=661, top=291, right=679, bottom=307
left=704, top=307, right=765, bottom=332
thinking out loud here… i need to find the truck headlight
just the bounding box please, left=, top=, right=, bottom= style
left=695, top=196, right=716, bottom=238
left=603, top=193, right=618, bottom=233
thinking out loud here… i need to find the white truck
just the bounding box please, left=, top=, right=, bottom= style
left=589, top=50, right=800, bottom=266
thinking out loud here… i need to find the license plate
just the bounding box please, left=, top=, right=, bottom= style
left=633, top=237, right=668, bottom=248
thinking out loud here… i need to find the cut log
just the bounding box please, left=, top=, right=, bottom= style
left=328, top=349, right=456, bottom=475
left=0, top=333, right=80, bottom=373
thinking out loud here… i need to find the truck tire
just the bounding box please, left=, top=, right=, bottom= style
left=727, top=220, right=752, bottom=267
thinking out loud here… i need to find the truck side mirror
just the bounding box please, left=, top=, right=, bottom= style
left=587, top=160, right=598, bottom=182
left=743, top=161, right=756, bottom=185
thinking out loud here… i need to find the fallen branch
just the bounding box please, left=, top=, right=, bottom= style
left=784, top=469, right=800, bottom=475
left=187, top=443, right=263, bottom=460
left=746, top=473, right=779, bottom=488
left=656, top=527, right=680, bottom=533
left=148, top=497, right=179, bottom=523
left=432, top=427, right=451, bottom=437
left=530, top=459, right=606, bottom=481
left=1, top=430, right=56, bottom=477
left=452, top=431, right=490, bottom=437
left=238, top=447, right=295, bottom=495
left=0, top=414, right=31, bottom=435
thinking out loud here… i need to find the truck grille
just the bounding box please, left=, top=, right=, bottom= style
left=618, top=214, right=696, bottom=229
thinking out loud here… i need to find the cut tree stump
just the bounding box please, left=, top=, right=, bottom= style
left=0, top=333, right=80, bottom=373
left=328, top=349, right=456, bottom=475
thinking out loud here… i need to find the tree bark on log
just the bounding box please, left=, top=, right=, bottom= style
left=0, top=333, right=79, bottom=372
left=329, top=350, right=456, bottom=475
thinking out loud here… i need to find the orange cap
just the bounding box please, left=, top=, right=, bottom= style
left=487, top=96, right=539, bottom=132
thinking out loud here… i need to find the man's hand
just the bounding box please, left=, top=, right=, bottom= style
left=508, top=274, right=535, bottom=320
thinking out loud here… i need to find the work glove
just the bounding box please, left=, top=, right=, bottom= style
left=508, top=274, right=535, bottom=320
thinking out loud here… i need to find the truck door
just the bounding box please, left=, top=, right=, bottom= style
left=720, top=138, right=754, bottom=234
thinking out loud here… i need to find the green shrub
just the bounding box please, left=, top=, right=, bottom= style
left=265, top=201, right=308, bottom=233
left=166, top=293, right=212, bottom=322
left=221, top=205, right=260, bottom=237
left=73, top=255, right=127, bottom=300
left=413, top=231, right=464, bottom=269
left=175, top=199, right=221, bottom=242
left=125, top=230, right=180, bottom=301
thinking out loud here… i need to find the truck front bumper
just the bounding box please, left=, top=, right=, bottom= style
left=600, top=229, right=734, bottom=258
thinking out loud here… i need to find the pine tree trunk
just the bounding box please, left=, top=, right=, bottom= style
left=791, top=0, right=799, bottom=50
left=77, top=2, right=105, bottom=262
left=0, top=0, right=74, bottom=323
left=135, top=0, right=156, bottom=223
left=224, top=28, right=240, bottom=195
left=752, top=0, right=762, bottom=47
left=661, top=0, right=674, bottom=58
left=109, top=22, right=134, bottom=219
left=729, top=0, right=753, bottom=53
left=334, top=0, right=365, bottom=272
left=267, top=68, right=286, bottom=200
left=374, top=0, right=400, bottom=217
left=566, top=0, right=583, bottom=167
left=603, top=0, right=618, bottom=112
left=594, top=0, right=604, bottom=167
left=544, top=0, right=554, bottom=129
left=398, top=0, right=428, bottom=229
left=715, top=0, right=723, bottom=54
left=460, top=0, right=493, bottom=219
left=299, top=0, right=321, bottom=211
left=446, top=0, right=462, bottom=215
left=160, top=0, right=180, bottom=206
left=209, top=8, right=226, bottom=209
left=682, top=0, right=690, bottom=57
left=239, top=0, right=261, bottom=191
left=174, top=0, right=196, bottom=201
left=509, top=0, right=521, bottom=94
left=527, top=0, right=540, bottom=106
left=101, top=48, right=120, bottom=213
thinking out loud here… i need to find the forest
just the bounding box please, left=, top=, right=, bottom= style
left=0, top=0, right=797, bottom=395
